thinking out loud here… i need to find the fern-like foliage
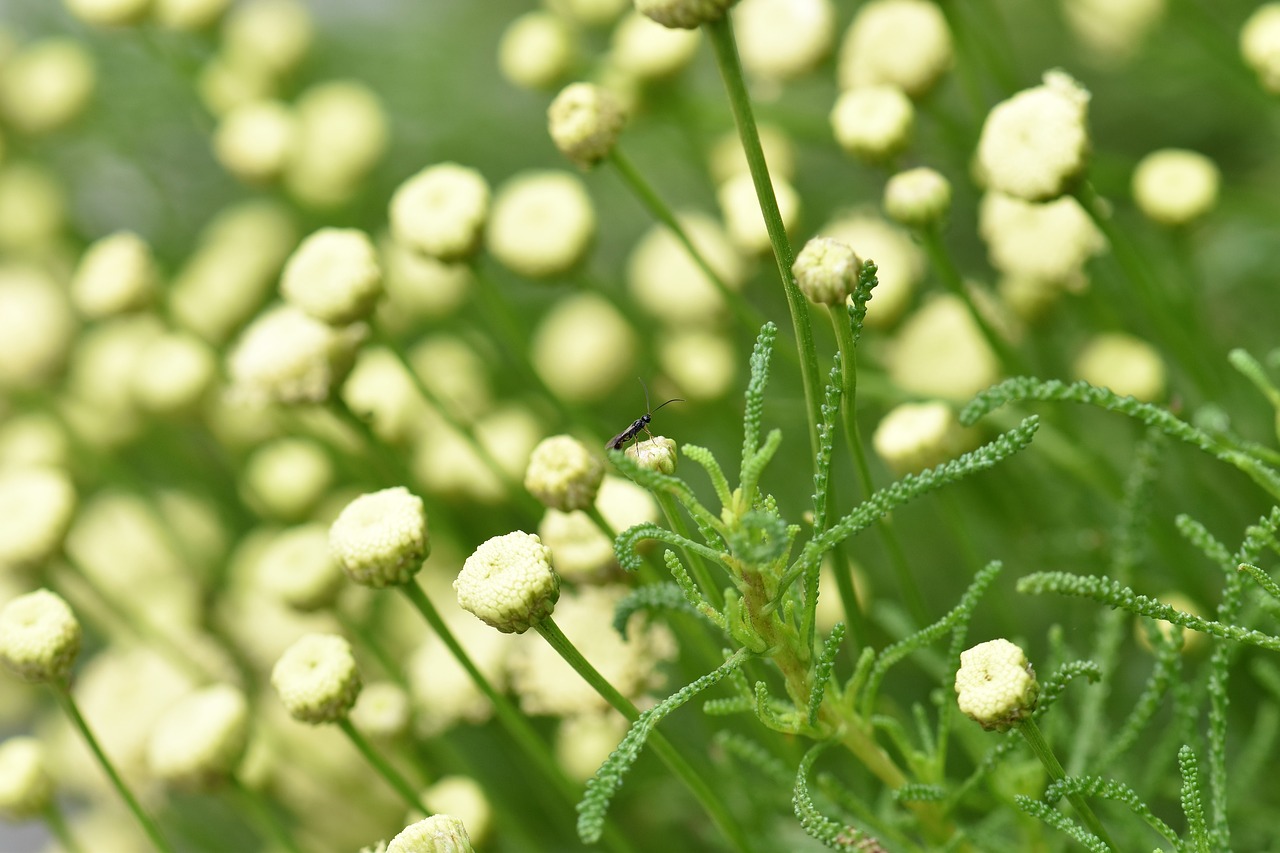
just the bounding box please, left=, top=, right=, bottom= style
left=793, top=744, right=888, bottom=851
left=611, top=582, right=707, bottom=639
left=1178, top=745, right=1211, bottom=853
left=614, top=522, right=724, bottom=574
left=808, top=622, right=846, bottom=726
left=847, top=259, right=878, bottom=345
left=713, top=730, right=796, bottom=790
left=742, top=322, right=777, bottom=471
left=1013, top=795, right=1111, bottom=853
left=1044, top=777, right=1182, bottom=851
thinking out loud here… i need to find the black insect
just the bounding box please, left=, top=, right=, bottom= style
left=606, top=379, right=683, bottom=451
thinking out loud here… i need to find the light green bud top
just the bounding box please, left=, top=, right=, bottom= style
left=226, top=304, right=365, bottom=405
left=525, top=435, right=605, bottom=512
left=328, top=487, right=430, bottom=587
left=0, top=737, right=52, bottom=820
left=259, top=523, right=346, bottom=611
left=455, top=531, right=560, bottom=634
left=147, top=684, right=249, bottom=790
left=271, top=633, right=362, bottom=724
left=883, top=167, right=952, bottom=228
left=350, top=680, right=411, bottom=740
left=830, top=85, right=914, bottom=162
left=0, top=589, right=82, bottom=683
left=635, top=0, right=739, bottom=29
left=388, top=814, right=475, bottom=853
left=281, top=227, right=383, bottom=325
left=1131, top=149, right=1220, bottom=227
left=792, top=236, right=860, bottom=306
left=389, top=163, right=490, bottom=262
left=70, top=231, right=158, bottom=319
left=0, top=467, right=77, bottom=571
left=955, top=638, right=1039, bottom=731
left=548, top=82, right=626, bottom=170
left=625, top=436, right=677, bottom=474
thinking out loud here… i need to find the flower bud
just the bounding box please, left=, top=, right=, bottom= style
left=610, top=12, right=700, bottom=81
left=421, top=776, right=491, bottom=844
left=1131, top=149, right=1220, bottom=227
left=258, top=523, right=345, bottom=612
left=154, top=0, right=231, bottom=31
left=389, top=163, right=490, bottom=263
left=65, top=0, right=149, bottom=26
left=736, top=0, right=836, bottom=82
left=888, top=294, right=999, bottom=403
left=70, top=231, right=159, bottom=319
left=328, top=487, right=430, bottom=588
left=213, top=99, right=296, bottom=184
left=0, top=265, right=75, bottom=391
left=271, top=633, right=362, bottom=724
left=718, top=172, right=800, bottom=255
left=131, top=331, right=218, bottom=415
left=548, top=82, right=626, bottom=170
left=821, top=214, right=924, bottom=329
left=955, top=639, right=1038, bottom=731
left=532, top=292, right=636, bottom=403
left=226, top=304, right=365, bottom=405
left=625, top=436, right=677, bottom=474
left=487, top=170, right=596, bottom=279
left=280, top=228, right=383, bottom=325
left=792, top=236, right=860, bottom=306
left=872, top=401, right=969, bottom=476
left=387, top=814, right=475, bottom=853
left=222, top=0, right=314, bottom=77
left=976, top=70, right=1091, bottom=201
left=1242, top=3, right=1280, bottom=94
left=1072, top=332, right=1166, bottom=403
left=883, top=167, right=951, bottom=228
left=454, top=531, right=560, bottom=634
left=830, top=85, right=914, bottom=162
left=498, top=11, right=576, bottom=90
left=0, top=467, right=77, bottom=572
left=837, top=0, right=953, bottom=97
left=241, top=437, right=333, bottom=522
left=635, top=0, right=739, bottom=30
left=350, top=681, right=411, bottom=740
left=0, top=737, right=52, bottom=820
left=0, top=589, right=82, bottom=683
left=525, top=435, right=605, bottom=512
left=0, top=39, right=94, bottom=135
left=147, top=684, right=249, bottom=790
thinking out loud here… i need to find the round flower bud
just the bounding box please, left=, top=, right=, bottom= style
left=1242, top=3, right=1280, bottom=94
left=154, top=0, right=231, bottom=31
left=1061, top=0, right=1164, bottom=63
left=213, top=99, right=296, bottom=184
left=792, top=236, right=860, bottom=306
left=454, top=531, right=560, bottom=634
left=222, top=0, right=314, bottom=77
left=538, top=509, right=612, bottom=580
left=390, top=163, right=490, bottom=263
left=625, top=436, right=677, bottom=474
left=837, top=0, right=953, bottom=97
left=556, top=711, right=629, bottom=783
left=627, top=212, right=746, bottom=326
left=709, top=124, right=795, bottom=186
left=0, top=589, right=82, bottom=683
left=872, top=401, right=969, bottom=476
left=147, top=684, right=249, bottom=790
left=883, top=167, right=952, bottom=228
left=350, top=680, right=411, bottom=740
left=548, top=82, right=626, bottom=170
left=285, top=81, right=388, bottom=209
left=658, top=328, right=736, bottom=400
left=387, top=814, right=475, bottom=853
left=820, top=213, right=924, bottom=329
left=329, top=487, right=430, bottom=588
left=226, top=304, right=365, bottom=405
left=976, top=70, right=1091, bottom=202
left=281, top=228, right=383, bottom=326
left=498, top=11, right=576, bottom=91
left=271, top=633, right=362, bottom=724
left=531, top=292, right=637, bottom=403
left=830, top=85, right=914, bottom=162
left=736, top=0, right=835, bottom=81
left=635, top=0, right=738, bottom=29
left=0, top=412, right=70, bottom=471
left=0, top=164, right=66, bottom=253
left=1072, top=332, right=1166, bottom=403
left=978, top=192, right=1105, bottom=284
left=1131, top=149, right=1220, bottom=227
left=955, top=638, right=1039, bottom=731
left=70, top=231, right=159, bottom=319
left=487, top=171, right=595, bottom=279
left=0, top=265, right=75, bottom=390
left=258, top=523, right=345, bottom=612
left=130, top=331, right=217, bottom=415
left=889, top=294, right=999, bottom=403
left=380, top=235, right=471, bottom=323
left=241, top=437, right=333, bottom=522
left=197, top=54, right=276, bottom=118
left=610, top=11, right=700, bottom=80
left=0, top=467, right=77, bottom=572
left=0, top=39, right=94, bottom=135
left=718, top=171, right=800, bottom=255
left=525, top=435, right=605, bottom=512
left=0, top=737, right=52, bottom=820
left=64, top=0, right=150, bottom=26
left=422, top=776, right=491, bottom=845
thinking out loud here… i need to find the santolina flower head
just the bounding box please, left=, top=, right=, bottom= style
left=454, top=531, right=560, bottom=634
left=329, top=486, right=430, bottom=587
left=955, top=638, right=1039, bottom=731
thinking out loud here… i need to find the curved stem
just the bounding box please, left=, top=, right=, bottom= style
left=51, top=683, right=175, bottom=853
left=43, top=800, right=83, bottom=853
left=337, top=718, right=424, bottom=814
left=1017, top=717, right=1117, bottom=850
left=227, top=773, right=304, bottom=853
left=654, top=491, right=724, bottom=609
left=536, top=618, right=756, bottom=853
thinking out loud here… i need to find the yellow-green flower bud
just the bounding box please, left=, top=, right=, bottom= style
left=0, top=467, right=76, bottom=572
left=625, top=436, right=677, bottom=474
left=635, top=0, right=738, bottom=29
left=525, top=435, right=605, bottom=512
left=454, top=531, right=560, bottom=634
left=955, top=638, right=1039, bottom=731
left=792, top=236, right=860, bottom=306
left=498, top=11, right=576, bottom=91
left=350, top=681, right=411, bottom=740
left=226, top=304, right=365, bottom=405
left=70, top=231, right=159, bottom=319
left=280, top=227, right=383, bottom=325
left=0, top=39, right=95, bottom=135
left=147, top=684, right=249, bottom=790
left=548, top=82, right=626, bottom=170
left=389, top=163, right=490, bottom=263
left=1131, top=149, right=1220, bottom=227
left=0, top=589, right=82, bottom=683
left=421, top=776, right=491, bottom=844
left=0, top=737, right=52, bottom=820
left=830, top=84, right=914, bottom=162
left=487, top=171, right=595, bottom=279
left=1242, top=3, right=1280, bottom=94
left=1072, top=333, right=1166, bottom=403
left=872, top=400, right=968, bottom=476
left=328, top=487, right=430, bottom=588
left=836, top=0, right=953, bottom=97
left=387, top=814, right=475, bottom=853
left=271, top=633, right=362, bottom=724
left=883, top=167, right=952, bottom=228
left=259, top=524, right=345, bottom=612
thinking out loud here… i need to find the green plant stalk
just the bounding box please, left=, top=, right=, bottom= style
left=334, top=608, right=408, bottom=688
left=655, top=490, right=724, bottom=609
left=227, top=773, right=304, bottom=853
left=1016, top=717, right=1117, bottom=850
left=337, top=718, right=424, bottom=814
left=608, top=147, right=769, bottom=337
left=827, top=308, right=928, bottom=626
left=706, top=15, right=823, bottom=463
left=325, top=396, right=407, bottom=487
left=51, top=683, right=176, bottom=853
left=42, top=800, right=83, bottom=853
left=535, top=617, right=757, bottom=853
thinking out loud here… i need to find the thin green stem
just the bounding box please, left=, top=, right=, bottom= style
left=655, top=491, right=724, bottom=609
left=227, top=773, right=304, bottom=853
left=585, top=503, right=619, bottom=542
left=536, top=618, right=755, bottom=853
left=1017, top=717, right=1117, bottom=850
left=43, top=801, right=83, bottom=853
left=706, top=15, right=824, bottom=463
left=325, top=396, right=406, bottom=487
left=335, top=609, right=407, bottom=688
left=337, top=718, right=424, bottom=814
left=51, top=683, right=175, bottom=853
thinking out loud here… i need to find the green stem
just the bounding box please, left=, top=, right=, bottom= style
left=335, top=609, right=407, bottom=688
left=706, top=15, right=824, bottom=463
left=536, top=618, right=755, bottom=853
left=51, top=683, right=175, bottom=853
left=585, top=503, right=619, bottom=542
left=608, top=147, right=770, bottom=338
left=1017, top=717, right=1117, bottom=850
left=43, top=800, right=83, bottom=853
left=654, top=491, right=724, bottom=609
left=325, top=396, right=407, bottom=487
left=227, top=773, right=304, bottom=853
left=337, top=718, right=424, bottom=814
